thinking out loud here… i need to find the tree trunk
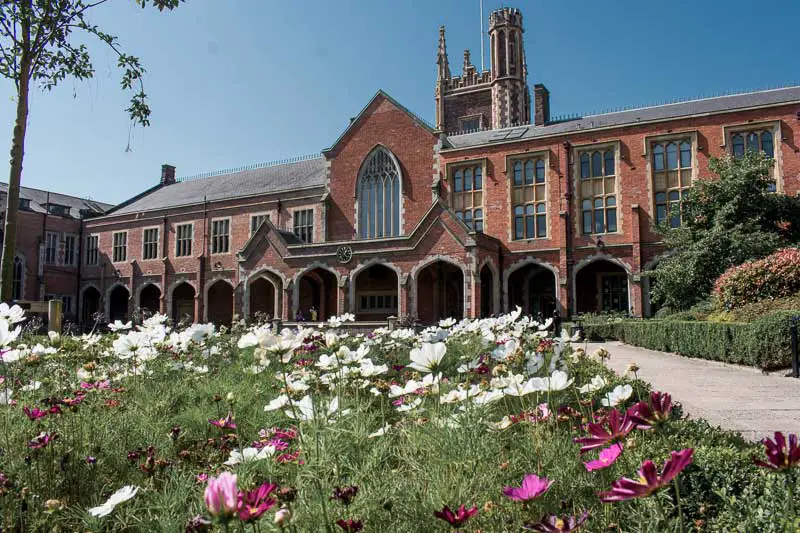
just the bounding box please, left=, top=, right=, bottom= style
left=0, top=48, right=31, bottom=302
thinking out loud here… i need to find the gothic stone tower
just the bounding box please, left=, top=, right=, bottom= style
left=489, top=7, right=530, bottom=129
left=435, top=7, right=546, bottom=134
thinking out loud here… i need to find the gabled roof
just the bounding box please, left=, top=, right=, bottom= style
left=0, top=182, right=112, bottom=218
left=322, top=90, right=435, bottom=156
left=444, top=86, right=800, bottom=150
left=106, top=156, right=327, bottom=216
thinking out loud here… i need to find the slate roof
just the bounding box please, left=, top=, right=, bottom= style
left=0, top=182, right=112, bottom=218
left=109, top=156, right=327, bottom=216
left=444, top=86, right=800, bottom=150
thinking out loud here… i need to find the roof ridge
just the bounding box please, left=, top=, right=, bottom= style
left=0, top=181, right=113, bottom=205
left=176, top=154, right=323, bottom=183
left=579, top=84, right=800, bottom=119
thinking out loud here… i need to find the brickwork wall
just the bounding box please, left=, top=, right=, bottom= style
left=443, top=88, right=493, bottom=133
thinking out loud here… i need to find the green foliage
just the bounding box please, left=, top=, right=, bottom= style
left=651, top=152, right=800, bottom=310
left=708, top=293, right=800, bottom=323
left=583, top=311, right=796, bottom=369
left=714, top=248, right=800, bottom=309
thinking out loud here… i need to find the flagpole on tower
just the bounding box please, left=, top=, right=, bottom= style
left=479, top=0, right=485, bottom=72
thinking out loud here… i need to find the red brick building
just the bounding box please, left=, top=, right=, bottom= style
left=0, top=183, right=111, bottom=323
left=74, top=6, right=800, bottom=325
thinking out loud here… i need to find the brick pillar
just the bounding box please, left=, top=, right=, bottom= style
left=400, top=274, right=410, bottom=319
left=193, top=295, right=201, bottom=324
left=338, top=278, right=348, bottom=316
left=534, top=84, right=550, bottom=126
left=282, top=286, right=292, bottom=321
left=471, top=270, right=482, bottom=319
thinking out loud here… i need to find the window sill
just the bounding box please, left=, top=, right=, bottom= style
left=512, top=237, right=548, bottom=242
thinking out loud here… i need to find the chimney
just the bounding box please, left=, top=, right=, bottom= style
left=534, top=84, right=550, bottom=126
left=161, top=164, right=176, bottom=185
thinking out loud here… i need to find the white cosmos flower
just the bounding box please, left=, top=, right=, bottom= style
left=0, top=349, right=22, bottom=363
left=368, top=424, right=391, bottom=438
left=579, top=375, right=609, bottom=395
left=0, top=389, right=13, bottom=405
left=264, top=395, right=290, bottom=412
left=544, top=370, right=573, bottom=392
left=491, top=338, right=519, bottom=361
left=88, top=485, right=139, bottom=517
left=395, top=397, right=423, bottom=412
left=21, top=381, right=41, bottom=392
left=472, top=388, right=505, bottom=406
left=0, top=303, right=25, bottom=324
left=359, top=359, right=388, bottom=377
left=108, top=320, right=132, bottom=332
left=285, top=395, right=348, bottom=422
left=487, top=416, right=514, bottom=431
left=224, top=446, right=276, bottom=466
left=0, top=319, right=21, bottom=347
left=408, top=342, right=446, bottom=373
left=438, top=317, right=457, bottom=328
left=601, top=384, right=633, bottom=407
left=47, top=331, right=60, bottom=342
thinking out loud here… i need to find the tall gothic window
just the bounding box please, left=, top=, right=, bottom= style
left=512, top=157, right=546, bottom=239
left=579, top=148, right=617, bottom=234
left=358, top=147, right=401, bottom=239
left=731, top=128, right=777, bottom=192
left=451, top=163, right=484, bottom=231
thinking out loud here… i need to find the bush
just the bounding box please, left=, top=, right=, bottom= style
left=715, top=247, right=800, bottom=309
left=583, top=311, right=796, bottom=370
left=710, top=293, right=800, bottom=323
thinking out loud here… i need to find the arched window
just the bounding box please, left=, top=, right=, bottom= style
left=579, top=148, right=617, bottom=234
left=12, top=255, right=23, bottom=300
left=652, top=139, right=692, bottom=227
left=512, top=156, right=546, bottom=240
left=358, top=147, right=402, bottom=239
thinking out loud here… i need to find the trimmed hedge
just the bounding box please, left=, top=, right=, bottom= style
left=583, top=311, right=797, bottom=370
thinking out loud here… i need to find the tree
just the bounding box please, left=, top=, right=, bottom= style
left=0, top=0, right=182, bottom=301
left=650, top=151, right=800, bottom=311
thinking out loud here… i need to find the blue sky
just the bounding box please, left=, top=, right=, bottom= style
left=1, top=0, right=798, bottom=204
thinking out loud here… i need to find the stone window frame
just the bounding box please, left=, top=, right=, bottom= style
left=175, top=222, right=194, bottom=257
left=506, top=150, right=550, bottom=242
left=573, top=141, right=622, bottom=236
left=445, top=157, right=487, bottom=233
left=141, top=226, right=160, bottom=261
left=292, top=208, right=315, bottom=244
left=111, top=231, right=128, bottom=264
left=249, top=212, right=270, bottom=236
left=721, top=120, right=782, bottom=192
left=210, top=217, right=231, bottom=255
left=85, top=234, right=99, bottom=266
left=354, top=145, right=404, bottom=240
left=642, top=131, right=698, bottom=229
left=44, top=231, right=59, bottom=265
left=457, top=114, right=483, bottom=132
left=62, top=232, right=79, bottom=267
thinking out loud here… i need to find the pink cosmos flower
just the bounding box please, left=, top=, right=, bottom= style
left=525, top=510, right=590, bottom=532
left=753, top=432, right=800, bottom=471
left=503, top=474, right=554, bottom=502
left=627, top=391, right=672, bottom=429
left=336, top=518, right=364, bottom=532
left=209, top=412, right=237, bottom=430
left=23, top=406, right=48, bottom=421
left=204, top=472, right=238, bottom=518
left=574, top=409, right=636, bottom=454
left=28, top=432, right=56, bottom=449
left=584, top=443, right=623, bottom=472
left=598, top=449, right=693, bottom=502
left=237, top=482, right=277, bottom=522
left=433, top=504, right=478, bottom=528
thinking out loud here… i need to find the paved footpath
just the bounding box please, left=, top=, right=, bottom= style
left=583, top=341, right=800, bottom=441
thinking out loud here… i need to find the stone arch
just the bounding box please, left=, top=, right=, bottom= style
left=169, top=281, right=197, bottom=323
left=80, top=283, right=102, bottom=327
left=477, top=257, right=500, bottom=318
left=355, top=144, right=405, bottom=238
left=204, top=277, right=235, bottom=324
left=245, top=267, right=285, bottom=320
left=292, top=263, right=341, bottom=321
left=502, top=256, right=560, bottom=313
left=411, top=254, right=470, bottom=324
left=350, top=259, right=402, bottom=321
left=137, top=282, right=162, bottom=316
left=105, top=283, right=131, bottom=323
left=573, top=254, right=633, bottom=315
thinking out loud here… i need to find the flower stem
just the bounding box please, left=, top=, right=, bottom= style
left=673, top=480, right=685, bottom=533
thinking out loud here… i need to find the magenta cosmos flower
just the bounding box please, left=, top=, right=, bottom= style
left=503, top=474, right=554, bottom=502
left=237, top=482, right=277, bottom=522
left=574, top=409, right=636, bottom=454
left=524, top=510, right=590, bottom=532
left=336, top=518, right=364, bottom=532
left=584, top=443, right=623, bottom=472
left=753, top=432, right=800, bottom=471
left=598, top=448, right=693, bottom=502
left=204, top=472, right=238, bottom=518
left=209, top=412, right=237, bottom=430
left=627, top=391, right=672, bottom=429
left=433, top=504, right=478, bottom=528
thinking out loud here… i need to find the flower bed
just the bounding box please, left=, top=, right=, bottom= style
left=0, top=306, right=797, bottom=532
left=583, top=311, right=795, bottom=370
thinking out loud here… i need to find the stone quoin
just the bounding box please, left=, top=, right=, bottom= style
left=6, top=6, right=800, bottom=326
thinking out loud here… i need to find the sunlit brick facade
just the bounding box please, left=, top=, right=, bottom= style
left=66, top=6, right=800, bottom=326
